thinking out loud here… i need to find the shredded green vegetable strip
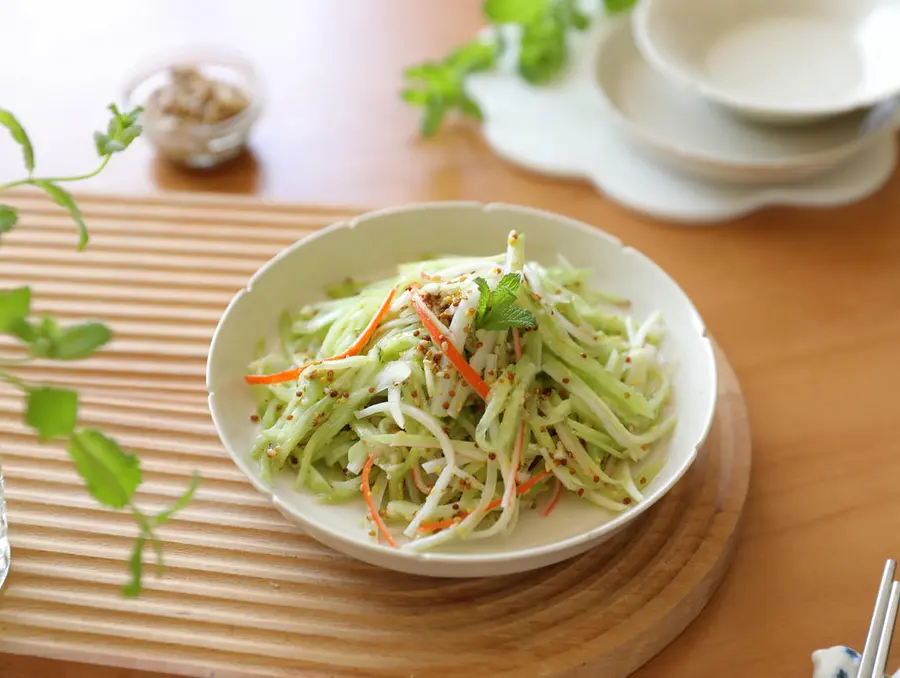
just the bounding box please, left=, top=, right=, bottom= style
left=246, top=231, right=675, bottom=549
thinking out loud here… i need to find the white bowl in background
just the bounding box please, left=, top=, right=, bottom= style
left=595, top=18, right=900, bottom=185
left=206, top=203, right=717, bottom=577
left=632, top=0, right=900, bottom=124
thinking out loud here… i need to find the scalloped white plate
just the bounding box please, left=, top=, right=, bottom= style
left=207, top=203, right=717, bottom=577
left=466, top=17, right=898, bottom=222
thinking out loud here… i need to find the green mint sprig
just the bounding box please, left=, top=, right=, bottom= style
left=0, top=105, right=199, bottom=597
left=474, top=273, right=537, bottom=331
left=401, top=40, right=499, bottom=137
left=402, top=0, right=638, bottom=136
left=0, top=104, right=142, bottom=250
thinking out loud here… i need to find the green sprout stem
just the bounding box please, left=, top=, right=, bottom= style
left=0, top=154, right=111, bottom=192
left=0, top=103, right=198, bottom=596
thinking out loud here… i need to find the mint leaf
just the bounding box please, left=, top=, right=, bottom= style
left=474, top=277, right=492, bottom=323
left=0, top=205, right=18, bottom=234
left=446, top=40, right=498, bottom=73
left=480, top=305, right=537, bottom=331
left=22, top=316, right=110, bottom=359
left=0, top=108, right=35, bottom=172
left=33, top=181, right=88, bottom=251
left=457, top=95, right=484, bottom=121
left=421, top=98, right=447, bottom=138
left=0, top=287, right=30, bottom=333
left=518, top=17, right=568, bottom=84
left=28, top=315, right=60, bottom=358
left=484, top=0, right=546, bottom=24
left=122, top=536, right=146, bottom=597
left=555, top=0, right=590, bottom=29
left=49, top=321, right=111, bottom=360
left=9, top=318, right=36, bottom=343
left=25, top=387, right=78, bottom=441
left=67, top=429, right=142, bottom=509
left=400, top=89, right=429, bottom=106
left=155, top=473, right=200, bottom=526
left=491, top=273, right=521, bottom=310
left=98, top=104, right=143, bottom=157
left=604, top=0, right=638, bottom=13
left=496, top=273, right=521, bottom=297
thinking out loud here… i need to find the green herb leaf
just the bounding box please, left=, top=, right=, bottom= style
left=25, top=386, right=78, bottom=441
left=0, top=205, right=18, bottom=234
left=480, top=305, right=538, bottom=331
left=32, top=180, right=88, bottom=251
left=67, top=428, right=142, bottom=509
left=155, top=473, right=200, bottom=526
left=421, top=98, right=447, bottom=138
left=555, top=0, right=590, bottom=29
left=28, top=315, right=60, bottom=358
left=48, top=321, right=112, bottom=360
left=400, top=89, right=430, bottom=106
left=604, top=0, right=638, bottom=14
left=0, top=286, right=30, bottom=333
left=474, top=277, right=492, bottom=323
left=446, top=40, right=498, bottom=73
left=496, top=273, right=521, bottom=297
left=518, top=18, right=568, bottom=84
left=97, top=104, right=143, bottom=157
left=484, top=0, right=546, bottom=24
left=491, top=273, right=521, bottom=310
left=122, top=536, right=146, bottom=598
left=0, top=108, right=35, bottom=172
left=457, top=95, right=484, bottom=121
left=9, top=318, right=36, bottom=343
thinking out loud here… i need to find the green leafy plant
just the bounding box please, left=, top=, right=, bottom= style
left=0, top=105, right=199, bottom=596
left=402, top=0, right=638, bottom=136
left=474, top=273, right=537, bottom=331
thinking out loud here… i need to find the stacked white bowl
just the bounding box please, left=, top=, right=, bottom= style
left=594, top=0, right=900, bottom=185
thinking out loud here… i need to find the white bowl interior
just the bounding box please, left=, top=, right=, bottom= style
left=634, top=0, right=900, bottom=117
left=595, top=18, right=889, bottom=178
left=207, top=203, right=717, bottom=576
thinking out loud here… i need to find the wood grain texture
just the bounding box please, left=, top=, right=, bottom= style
left=0, top=193, right=749, bottom=678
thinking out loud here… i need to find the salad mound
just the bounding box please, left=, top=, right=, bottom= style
left=245, top=231, right=675, bottom=550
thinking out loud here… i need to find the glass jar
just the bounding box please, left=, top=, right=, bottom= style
left=124, top=48, right=262, bottom=169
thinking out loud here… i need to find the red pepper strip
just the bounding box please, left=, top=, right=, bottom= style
left=417, top=469, right=556, bottom=532
left=362, top=455, right=398, bottom=548
left=541, top=479, right=563, bottom=517
left=245, top=287, right=397, bottom=385
left=410, top=292, right=489, bottom=399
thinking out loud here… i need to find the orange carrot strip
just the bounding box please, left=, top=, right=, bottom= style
left=417, top=469, right=557, bottom=531
left=362, top=455, right=398, bottom=548
left=418, top=516, right=462, bottom=532
left=541, top=479, right=563, bottom=517
left=515, top=469, right=554, bottom=496
left=411, top=292, right=490, bottom=400
left=245, top=288, right=396, bottom=385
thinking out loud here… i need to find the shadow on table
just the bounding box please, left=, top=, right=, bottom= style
left=151, top=147, right=263, bottom=194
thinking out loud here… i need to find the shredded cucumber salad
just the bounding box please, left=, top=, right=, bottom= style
left=245, top=231, right=675, bottom=550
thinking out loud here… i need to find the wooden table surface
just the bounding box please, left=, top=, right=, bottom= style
left=2, top=1, right=900, bottom=677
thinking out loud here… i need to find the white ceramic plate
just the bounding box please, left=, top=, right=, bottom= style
left=595, top=19, right=898, bottom=185
left=632, top=0, right=900, bottom=124
left=207, top=203, right=717, bottom=577
left=466, top=19, right=899, bottom=222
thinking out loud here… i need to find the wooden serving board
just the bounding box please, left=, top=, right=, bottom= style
left=0, top=192, right=751, bottom=678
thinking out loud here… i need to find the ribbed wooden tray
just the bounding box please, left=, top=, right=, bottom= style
left=0, top=192, right=751, bottom=678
